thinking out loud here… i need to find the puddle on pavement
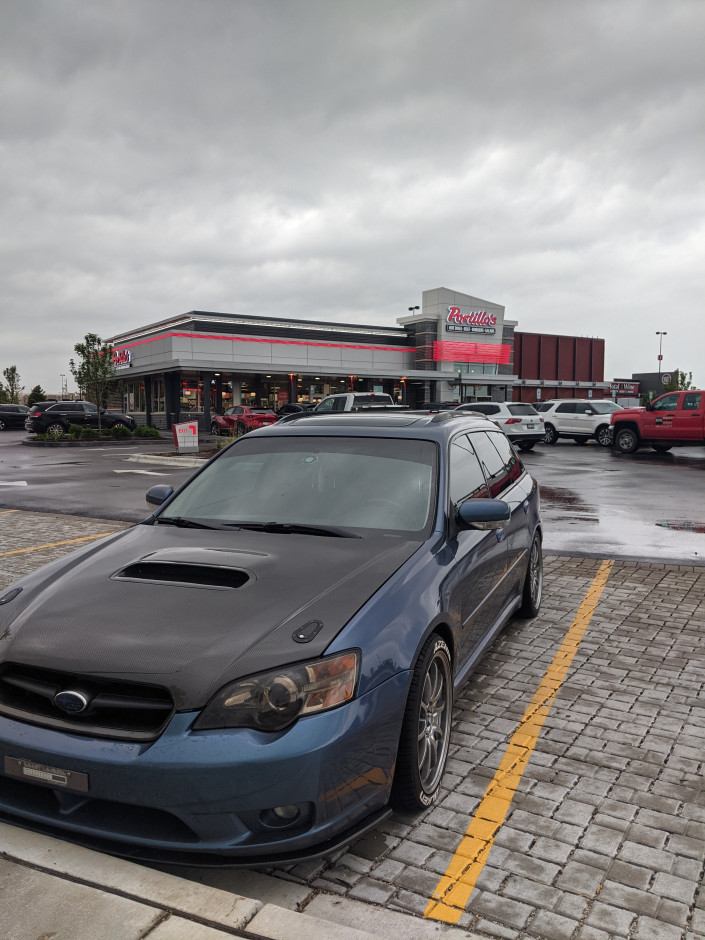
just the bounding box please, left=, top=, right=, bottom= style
left=655, top=520, right=705, bottom=533
left=538, top=485, right=599, bottom=525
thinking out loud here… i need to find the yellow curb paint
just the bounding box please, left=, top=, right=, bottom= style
left=0, top=533, right=116, bottom=557
left=425, top=559, right=614, bottom=923
left=0, top=510, right=19, bottom=514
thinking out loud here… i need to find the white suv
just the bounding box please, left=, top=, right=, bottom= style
left=455, top=401, right=544, bottom=451
left=536, top=399, right=622, bottom=447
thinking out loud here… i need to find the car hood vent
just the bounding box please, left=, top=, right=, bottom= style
left=117, top=561, right=250, bottom=590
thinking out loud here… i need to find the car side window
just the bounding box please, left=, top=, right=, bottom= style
left=574, top=403, right=591, bottom=415
left=682, top=393, right=701, bottom=410
left=316, top=397, right=335, bottom=413
left=556, top=403, right=575, bottom=414
left=82, top=403, right=98, bottom=413
left=449, top=436, right=489, bottom=506
left=652, top=394, right=680, bottom=411
left=469, top=431, right=520, bottom=498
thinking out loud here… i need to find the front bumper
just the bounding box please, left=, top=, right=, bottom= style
left=0, top=672, right=408, bottom=861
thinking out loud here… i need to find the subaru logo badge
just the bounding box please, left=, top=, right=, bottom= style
left=54, top=690, right=89, bottom=714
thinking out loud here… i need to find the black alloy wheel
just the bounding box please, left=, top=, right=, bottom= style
left=393, top=634, right=452, bottom=810
left=46, top=423, right=65, bottom=437
left=519, top=533, right=543, bottom=618
left=544, top=424, right=558, bottom=445
left=596, top=425, right=612, bottom=447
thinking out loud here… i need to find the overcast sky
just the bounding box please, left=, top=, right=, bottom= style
left=2, top=0, right=703, bottom=394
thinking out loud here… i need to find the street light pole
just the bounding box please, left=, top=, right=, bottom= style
left=60, top=374, right=65, bottom=401
left=655, top=331, right=667, bottom=379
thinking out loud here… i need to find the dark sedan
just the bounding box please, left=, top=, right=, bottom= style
left=0, top=410, right=542, bottom=864
left=0, top=404, right=30, bottom=430
left=25, top=400, right=136, bottom=435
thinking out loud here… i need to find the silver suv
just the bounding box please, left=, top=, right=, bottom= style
left=536, top=399, right=622, bottom=447
left=455, top=401, right=544, bottom=451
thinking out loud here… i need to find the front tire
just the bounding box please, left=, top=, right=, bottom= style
left=393, top=634, right=452, bottom=811
left=544, top=424, right=558, bottom=445
left=519, top=533, right=543, bottom=618
left=210, top=422, right=220, bottom=436
left=596, top=425, right=612, bottom=447
left=572, top=437, right=588, bottom=445
left=652, top=444, right=672, bottom=454
left=518, top=441, right=535, bottom=452
left=614, top=426, right=639, bottom=454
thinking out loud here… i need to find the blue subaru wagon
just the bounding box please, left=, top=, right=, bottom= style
left=0, top=411, right=542, bottom=864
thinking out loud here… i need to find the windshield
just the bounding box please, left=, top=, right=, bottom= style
left=591, top=401, right=621, bottom=414
left=159, top=436, right=438, bottom=536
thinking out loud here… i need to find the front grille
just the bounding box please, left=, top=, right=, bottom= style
left=0, top=663, right=174, bottom=741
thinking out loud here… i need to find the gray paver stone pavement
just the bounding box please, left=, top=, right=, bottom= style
left=1, top=512, right=704, bottom=938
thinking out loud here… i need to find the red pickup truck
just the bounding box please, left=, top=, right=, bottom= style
left=610, top=390, right=705, bottom=453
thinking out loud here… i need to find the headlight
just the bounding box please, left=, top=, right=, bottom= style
left=193, top=650, right=359, bottom=733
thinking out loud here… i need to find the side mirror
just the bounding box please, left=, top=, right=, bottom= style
left=146, top=484, right=174, bottom=507
left=645, top=401, right=653, bottom=411
left=457, top=498, right=510, bottom=531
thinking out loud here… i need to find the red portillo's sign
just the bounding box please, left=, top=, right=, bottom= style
left=112, top=349, right=132, bottom=367
left=446, top=307, right=497, bottom=335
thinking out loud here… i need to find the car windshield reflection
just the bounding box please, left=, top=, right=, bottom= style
left=158, top=436, right=438, bottom=536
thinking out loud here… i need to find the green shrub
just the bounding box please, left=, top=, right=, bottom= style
left=68, top=424, right=83, bottom=440
left=109, top=425, right=132, bottom=439
left=135, top=425, right=161, bottom=439
left=80, top=427, right=100, bottom=440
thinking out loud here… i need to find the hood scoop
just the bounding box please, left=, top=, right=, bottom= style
left=114, top=547, right=258, bottom=590
left=117, top=562, right=250, bottom=589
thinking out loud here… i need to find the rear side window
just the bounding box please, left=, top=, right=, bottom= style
left=507, top=404, right=538, bottom=416
left=683, top=393, right=701, bottom=410
left=468, top=404, right=499, bottom=415
left=574, top=403, right=592, bottom=415
left=469, top=431, right=523, bottom=498
left=556, top=403, right=576, bottom=414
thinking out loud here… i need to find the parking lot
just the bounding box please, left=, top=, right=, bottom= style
left=1, top=435, right=704, bottom=939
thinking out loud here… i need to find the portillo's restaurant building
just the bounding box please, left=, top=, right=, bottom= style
left=108, top=287, right=611, bottom=430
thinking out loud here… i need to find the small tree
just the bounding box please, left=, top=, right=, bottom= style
left=2, top=366, right=22, bottom=404
left=662, top=369, right=694, bottom=393
left=27, top=384, right=47, bottom=406
left=69, top=333, right=118, bottom=432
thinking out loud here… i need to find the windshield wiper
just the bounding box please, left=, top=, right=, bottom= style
left=224, top=521, right=360, bottom=539
left=156, top=516, right=224, bottom=530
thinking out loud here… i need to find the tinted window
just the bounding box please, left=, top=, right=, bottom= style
left=315, top=398, right=335, bottom=413
left=555, top=403, right=576, bottom=414
left=507, top=404, right=539, bottom=416
left=82, top=402, right=98, bottom=413
left=683, top=393, right=701, bottom=410
left=469, top=431, right=522, bottom=498
left=449, top=435, right=489, bottom=505
left=574, top=403, right=592, bottom=415
left=653, top=394, right=680, bottom=411
left=467, top=404, right=499, bottom=415
left=535, top=403, right=552, bottom=412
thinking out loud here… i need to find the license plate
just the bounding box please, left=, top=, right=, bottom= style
left=4, top=756, right=89, bottom=792
left=526, top=424, right=535, bottom=429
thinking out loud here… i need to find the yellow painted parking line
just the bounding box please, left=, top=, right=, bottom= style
left=0, top=533, right=116, bottom=557
left=425, top=559, right=614, bottom=924
left=0, top=509, right=19, bottom=514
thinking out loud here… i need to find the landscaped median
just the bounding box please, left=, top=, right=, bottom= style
left=22, top=426, right=167, bottom=447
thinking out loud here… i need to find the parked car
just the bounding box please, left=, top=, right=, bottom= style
left=0, top=404, right=31, bottom=430
left=25, top=401, right=135, bottom=435
left=535, top=399, right=617, bottom=446
left=275, top=402, right=317, bottom=418
left=455, top=402, right=544, bottom=451
left=0, top=410, right=542, bottom=863
left=611, top=390, right=705, bottom=453
left=210, top=405, right=278, bottom=436
left=313, top=392, right=398, bottom=412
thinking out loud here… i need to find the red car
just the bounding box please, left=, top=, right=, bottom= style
left=210, top=406, right=279, bottom=437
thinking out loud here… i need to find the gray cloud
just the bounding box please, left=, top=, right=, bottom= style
left=1, top=0, right=703, bottom=393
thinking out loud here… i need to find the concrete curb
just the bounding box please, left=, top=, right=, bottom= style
left=0, top=823, right=385, bottom=939
left=126, top=453, right=209, bottom=467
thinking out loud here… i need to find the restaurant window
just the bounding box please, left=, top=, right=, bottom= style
left=152, top=377, right=166, bottom=413
left=181, top=373, right=203, bottom=411
left=124, top=381, right=146, bottom=412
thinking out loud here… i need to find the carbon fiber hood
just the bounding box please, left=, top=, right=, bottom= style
left=0, top=524, right=420, bottom=710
